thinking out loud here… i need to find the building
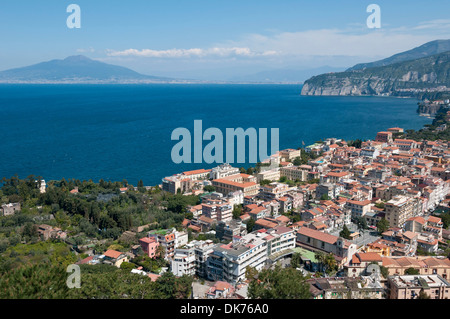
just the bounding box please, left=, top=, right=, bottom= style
left=375, top=131, right=393, bottom=144
left=210, top=163, right=240, bottom=180
left=280, top=166, right=309, bottom=182
left=206, top=226, right=295, bottom=284
left=148, top=229, right=176, bottom=260
left=102, top=250, right=129, bottom=268
left=139, top=237, right=160, bottom=259
left=201, top=199, right=233, bottom=222
left=382, top=256, right=450, bottom=279
left=279, top=148, right=301, bottom=162
left=181, top=169, right=211, bottom=180
left=388, top=274, right=450, bottom=299
left=207, top=232, right=268, bottom=283
left=385, top=196, right=418, bottom=228
left=309, top=277, right=384, bottom=299
left=296, top=227, right=357, bottom=265
left=394, top=139, right=419, bottom=152
left=259, top=182, right=292, bottom=201
left=171, top=245, right=197, bottom=277
left=216, top=219, right=247, bottom=242
left=256, top=168, right=280, bottom=183
left=345, top=199, right=372, bottom=218
left=212, top=174, right=259, bottom=197
left=347, top=252, right=383, bottom=277
left=0, top=202, right=21, bottom=216
left=162, top=175, right=193, bottom=194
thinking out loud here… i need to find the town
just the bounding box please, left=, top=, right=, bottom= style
left=1, top=101, right=450, bottom=300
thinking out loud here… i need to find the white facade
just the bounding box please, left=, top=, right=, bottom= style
left=210, top=163, right=240, bottom=180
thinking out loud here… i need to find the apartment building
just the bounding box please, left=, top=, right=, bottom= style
left=296, top=227, right=357, bottom=265
left=212, top=173, right=259, bottom=197
left=207, top=232, right=268, bottom=283
left=139, top=237, right=159, bottom=259
left=210, top=163, right=240, bottom=180
left=201, top=198, right=233, bottom=222
left=215, top=219, right=247, bottom=242
left=206, top=226, right=295, bottom=284
left=388, top=274, right=450, bottom=299
left=385, top=195, right=419, bottom=228
left=162, top=175, right=192, bottom=194
left=280, top=166, right=309, bottom=182
left=279, top=148, right=301, bottom=162
left=259, top=182, right=293, bottom=201
left=0, top=202, right=21, bottom=216
left=375, top=131, right=393, bottom=144
left=345, top=199, right=372, bottom=218
left=256, top=168, right=281, bottom=182
left=181, top=168, right=212, bottom=180
left=171, top=239, right=215, bottom=278
left=148, top=228, right=176, bottom=260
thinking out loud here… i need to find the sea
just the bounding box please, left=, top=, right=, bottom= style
left=0, top=84, right=431, bottom=186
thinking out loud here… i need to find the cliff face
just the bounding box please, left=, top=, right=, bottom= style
left=301, top=51, right=450, bottom=96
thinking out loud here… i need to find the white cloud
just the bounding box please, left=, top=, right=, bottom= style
left=106, top=47, right=279, bottom=58
left=76, top=47, right=95, bottom=53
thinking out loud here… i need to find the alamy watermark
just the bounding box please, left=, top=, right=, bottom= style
left=66, top=264, right=81, bottom=289
left=67, top=4, right=81, bottom=29
left=171, top=120, right=279, bottom=164
left=367, top=4, right=381, bottom=29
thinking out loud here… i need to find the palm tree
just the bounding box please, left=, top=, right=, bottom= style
left=314, top=251, right=327, bottom=273
left=324, top=253, right=337, bottom=275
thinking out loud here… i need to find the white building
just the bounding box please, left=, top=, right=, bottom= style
left=210, top=163, right=240, bottom=180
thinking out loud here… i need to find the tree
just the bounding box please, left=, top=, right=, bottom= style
left=377, top=218, right=390, bottom=234
left=404, top=267, right=420, bottom=275
left=314, top=251, right=327, bottom=273
left=246, top=219, right=255, bottom=232
left=291, top=252, right=302, bottom=269
left=203, top=185, right=215, bottom=193
left=120, top=261, right=136, bottom=271
left=324, top=253, right=337, bottom=274
left=0, top=263, right=71, bottom=299
left=232, top=206, right=242, bottom=220
left=259, top=179, right=272, bottom=186
left=248, top=265, right=311, bottom=299
left=340, top=225, right=352, bottom=240
left=355, top=217, right=368, bottom=231
left=154, top=271, right=193, bottom=299
left=418, top=289, right=431, bottom=299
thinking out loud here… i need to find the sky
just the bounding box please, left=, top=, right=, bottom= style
left=0, top=0, right=449, bottom=80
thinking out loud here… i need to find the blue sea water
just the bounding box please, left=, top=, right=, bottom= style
left=0, top=84, right=431, bottom=186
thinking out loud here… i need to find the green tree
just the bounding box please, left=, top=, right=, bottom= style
left=0, top=263, right=71, bottom=299
left=248, top=265, right=311, bottom=299
left=291, top=252, right=302, bottom=269
left=404, top=267, right=420, bottom=275
left=418, top=289, right=431, bottom=299
left=232, top=205, right=243, bottom=220
left=377, top=218, right=390, bottom=234
left=339, top=225, right=352, bottom=240
left=203, top=185, right=215, bottom=193
left=246, top=219, right=255, bottom=232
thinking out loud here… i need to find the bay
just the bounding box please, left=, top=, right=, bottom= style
left=0, top=84, right=430, bottom=185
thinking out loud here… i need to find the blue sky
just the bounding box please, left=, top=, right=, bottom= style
left=0, top=1, right=449, bottom=79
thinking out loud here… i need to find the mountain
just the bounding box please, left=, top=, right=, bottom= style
left=0, top=55, right=174, bottom=83
left=301, top=42, right=450, bottom=97
left=347, top=39, right=450, bottom=71
left=227, top=66, right=346, bottom=83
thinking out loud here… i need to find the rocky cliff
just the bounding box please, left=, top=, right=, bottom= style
left=301, top=49, right=450, bottom=97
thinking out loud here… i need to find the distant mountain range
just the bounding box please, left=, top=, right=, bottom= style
left=227, top=66, right=346, bottom=83
left=0, top=55, right=347, bottom=84
left=301, top=39, right=450, bottom=96
left=0, top=55, right=176, bottom=84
